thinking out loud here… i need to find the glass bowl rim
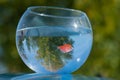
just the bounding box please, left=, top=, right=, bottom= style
left=27, top=6, right=86, bottom=19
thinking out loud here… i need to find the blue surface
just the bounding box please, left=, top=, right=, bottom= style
left=0, top=73, right=111, bottom=80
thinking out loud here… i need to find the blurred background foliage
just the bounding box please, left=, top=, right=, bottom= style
left=0, top=0, right=120, bottom=79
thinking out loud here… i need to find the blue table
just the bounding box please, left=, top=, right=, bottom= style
left=0, top=73, right=111, bottom=80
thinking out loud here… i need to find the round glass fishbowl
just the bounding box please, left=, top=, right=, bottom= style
left=16, top=6, right=93, bottom=74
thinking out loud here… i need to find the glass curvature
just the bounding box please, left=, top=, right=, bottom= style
left=16, top=6, right=93, bottom=74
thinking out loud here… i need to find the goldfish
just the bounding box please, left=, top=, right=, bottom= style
left=58, top=44, right=73, bottom=53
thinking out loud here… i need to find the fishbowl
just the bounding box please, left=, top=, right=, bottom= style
left=16, top=6, right=93, bottom=74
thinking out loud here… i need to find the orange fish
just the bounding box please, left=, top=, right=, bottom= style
left=58, top=44, right=73, bottom=53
